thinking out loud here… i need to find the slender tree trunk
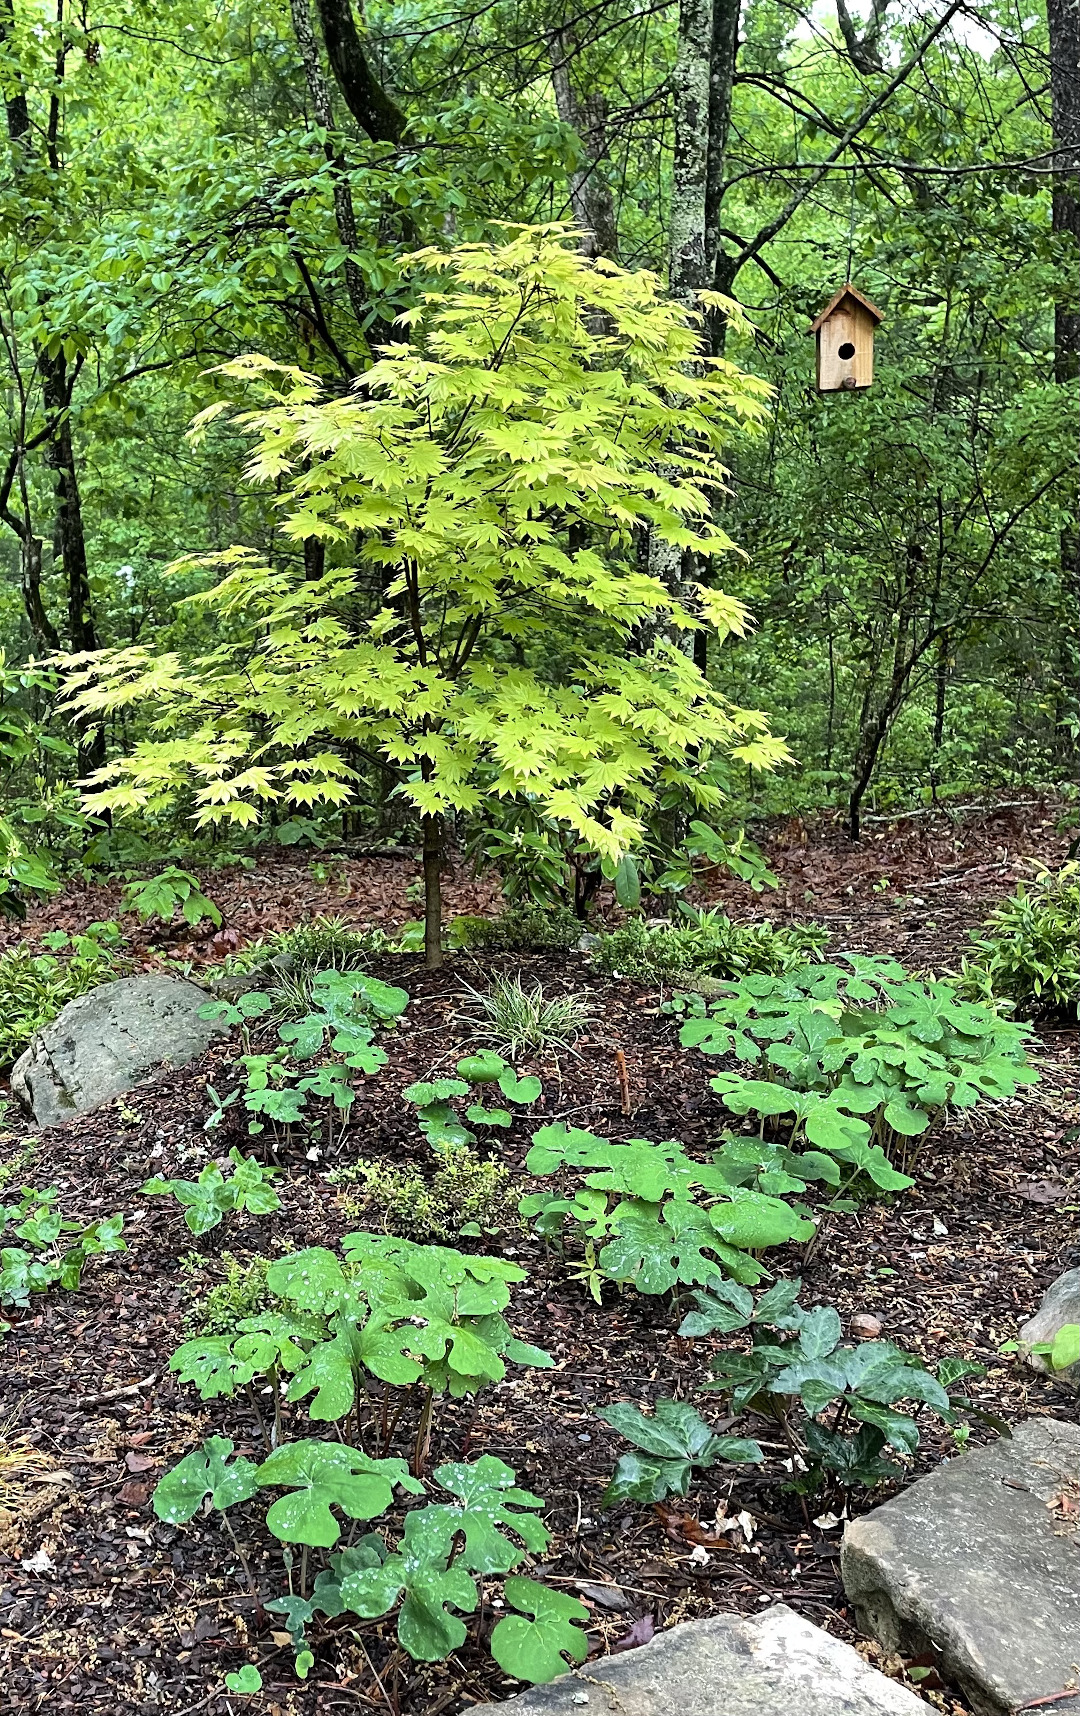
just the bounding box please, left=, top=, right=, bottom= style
left=549, top=31, right=618, bottom=259
left=290, top=0, right=371, bottom=340
left=21, top=530, right=57, bottom=651
left=1047, top=0, right=1079, bottom=743
left=422, top=811, right=443, bottom=969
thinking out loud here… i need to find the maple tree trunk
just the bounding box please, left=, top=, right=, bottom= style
left=422, top=811, right=443, bottom=970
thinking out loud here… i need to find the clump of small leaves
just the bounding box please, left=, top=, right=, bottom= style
left=452, top=904, right=582, bottom=955
left=460, top=975, right=594, bottom=1061
left=956, top=863, right=1079, bottom=1017
left=121, top=866, right=222, bottom=929
left=186, top=1251, right=272, bottom=1335
left=690, top=1277, right=990, bottom=1496
left=593, top=913, right=827, bottom=985
left=333, top=1148, right=521, bottom=1242
left=0, top=1185, right=126, bottom=1310
left=0, top=923, right=124, bottom=1070
left=679, top=954, right=1037, bottom=1166
left=520, top=1122, right=814, bottom=1297
left=142, top=1149, right=281, bottom=1235
left=260, top=915, right=392, bottom=976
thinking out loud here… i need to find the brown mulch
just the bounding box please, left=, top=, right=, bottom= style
left=0, top=799, right=1076, bottom=1715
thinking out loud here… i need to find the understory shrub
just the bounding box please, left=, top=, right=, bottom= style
left=332, top=1147, right=521, bottom=1241
left=679, top=954, right=1037, bottom=1164
left=246, top=915, right=396, bottom=980
left=451, top=903, right=582, bottom=954
left=0, top=923, right=124, bottom=1069
left=592, top=912, right=828, bottom=985
left=956, top=863, right=1079, bottom=1016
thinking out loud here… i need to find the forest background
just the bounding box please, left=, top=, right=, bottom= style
left=0, top=0, right=1076, bottom=911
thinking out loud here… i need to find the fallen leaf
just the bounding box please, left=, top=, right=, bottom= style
left=611, top=1613, right=655, bottom=1655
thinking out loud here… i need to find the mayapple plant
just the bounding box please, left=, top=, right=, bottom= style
left=60, top=226, right=787, bottom=967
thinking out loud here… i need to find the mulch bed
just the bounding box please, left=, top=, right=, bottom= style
left=0, top=800, right=1076, bottom=1715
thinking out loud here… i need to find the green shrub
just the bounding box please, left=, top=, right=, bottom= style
left=256, top=915, right=395, bottom=977
left=592, top=912, right=828, bottom=984
left=186, top=1251, right=272, bottom=1334
left=451, top=903, right=582, bottom=954
left=0, top=924, right=124, bottom=1070
left=122, top=866, right=222, bottom=928
left=956, top=863, right=1079, bottom=1016
left=333, top=1147, right=522, bottom=1242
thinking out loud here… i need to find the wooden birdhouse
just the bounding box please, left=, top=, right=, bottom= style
left=809, top=284, right=883, bottom=392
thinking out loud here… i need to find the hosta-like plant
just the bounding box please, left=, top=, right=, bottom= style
left=0, top=1184, right=126, bottom=1309
left=153, top=1443, right=585, bottom=1685
left=142, top=1148, right=281, bottom=1235
left=678, top=956, right=1036, bottom=1163
left=688, top=1277, right=988, bottom=1493
left=520, top=1123, right=814, bottom=1295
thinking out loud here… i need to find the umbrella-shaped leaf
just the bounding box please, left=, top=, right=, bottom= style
left=424, top=1455, right=550, bottom=1572
left=153, top=1436, right=259, bottom=1524
left=490, top=1577, right=589, bottom=1683
left=338, top=1506, right=478, bottom=1661
left=256, top=1441, right=420, bottom=1547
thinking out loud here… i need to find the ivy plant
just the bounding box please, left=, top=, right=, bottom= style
left=142, top=1148, right=280, bottom=1235
left=0, top=1185, right=126, bottom=1310
left=520, top=1123, right=814, bottom=1296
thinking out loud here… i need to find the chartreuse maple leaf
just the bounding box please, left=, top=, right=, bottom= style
left=60, top=228, right=785, bottom=961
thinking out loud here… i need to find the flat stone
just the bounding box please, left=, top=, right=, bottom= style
left=842, top=1418, right=1080, bottom=1716
left=11, top=974, right=227, bottom=1127
left=1019, top=1268, right=1080, bottom=1387
left=469, top=1603, right=930, bottom=1714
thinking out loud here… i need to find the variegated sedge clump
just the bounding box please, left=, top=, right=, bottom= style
left=61, top=226, right=786, bottom=967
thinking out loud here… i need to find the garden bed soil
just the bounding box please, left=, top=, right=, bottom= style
left=0, top=798, right=1076, bottom=1716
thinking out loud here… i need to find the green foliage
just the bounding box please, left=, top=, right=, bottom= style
left=403, top=1051, right=541, bottom=1150
left=255, top=915, right=393, bottom=977
left=957, top=864, right=1079, bottom=1017
left=168, top=1235, right=550, bottom=1425
left=450, top=903, right=583, bottom=955
left=0, top=1184, right=126, bottom=1309
left=597, top=1397, right=763, bottom=1506
left=0, top=923, right=124, bottom=1069
left=224, top=1666, right=262, bottom=1695
left=121, top=866, right=222, bottom=928
left=593, top=912, right=828, bottom=984
left=694, top=1279, right=985, bottom=1492
left=155, top=1438, right=577, bottom=1684
left=1024, top=1322, right=1080, bottom=1375
left=142, top=1149, right=281, bottom=1235
left=679, top=956, right=1037, bottom=1164
left=461, top=975, right=595, bottom=1060
left=185, top=1251, right=271, bottom=1335
left=521, top=1123, right=814, bottom=1295
left=333, top=1148, right=521, bottom=1243
left=66, top=230, right=785, bottom=964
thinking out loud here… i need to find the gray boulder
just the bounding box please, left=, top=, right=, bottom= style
left=842, top=1418, right=1080, bottom=1716
left=469, top=1603, right=930, bottom=1714
left=11, top=974, right=227, bottom=1127
left=1019, top=1268, right=1080, bottom=1387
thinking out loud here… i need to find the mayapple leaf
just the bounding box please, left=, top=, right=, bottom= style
left=424, top=1455, right=550, bottom=1573
left=466, top=1103, right=513, bottom=1127
left=490, top=1577, right=589, bottom=1683
left=456, top=1051, right=506, bottom=1084
left=255, top=1440, right=421, bottom=1547
left=153, top=1436, right=259, bottom=1524
left=498, top=1069, right=542, bottom=1104
left=266, top=1246, right=355, bottom=1314
left=403, top=1078, right=469, bottom=1106
left=338, top=1506, right=478, bottom=1660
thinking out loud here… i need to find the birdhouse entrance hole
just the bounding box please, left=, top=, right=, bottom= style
left=809, top=284, right=883, bottom=392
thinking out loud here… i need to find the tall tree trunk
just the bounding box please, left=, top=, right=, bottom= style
left=1046, top=0, right=1079, bottom=741
left=314, top=0, right=405, bottom=143
left=549, top=32, right=618, bottom=259
left=669, top=0, right=713, bottom=304
left=704, top=0, right=740, bottom=346
left=290, top=0, right=372, bottom=343
left=422, top=811, right=443, bottom=969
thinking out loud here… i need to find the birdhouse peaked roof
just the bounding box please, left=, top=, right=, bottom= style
left=809, top=283, right=884, bottom=333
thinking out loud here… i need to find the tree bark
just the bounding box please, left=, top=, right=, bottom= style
left=670, top=0, right=713, bottom=304
left=314, top=0, right=405, bottom=143
left=290, top=0, right=372, bottom=342
left=549, top=32, right=618, bottom=258
left=422, top=811, right=443, bottom=969
left=1047, top=0, right=1080, bottom=386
